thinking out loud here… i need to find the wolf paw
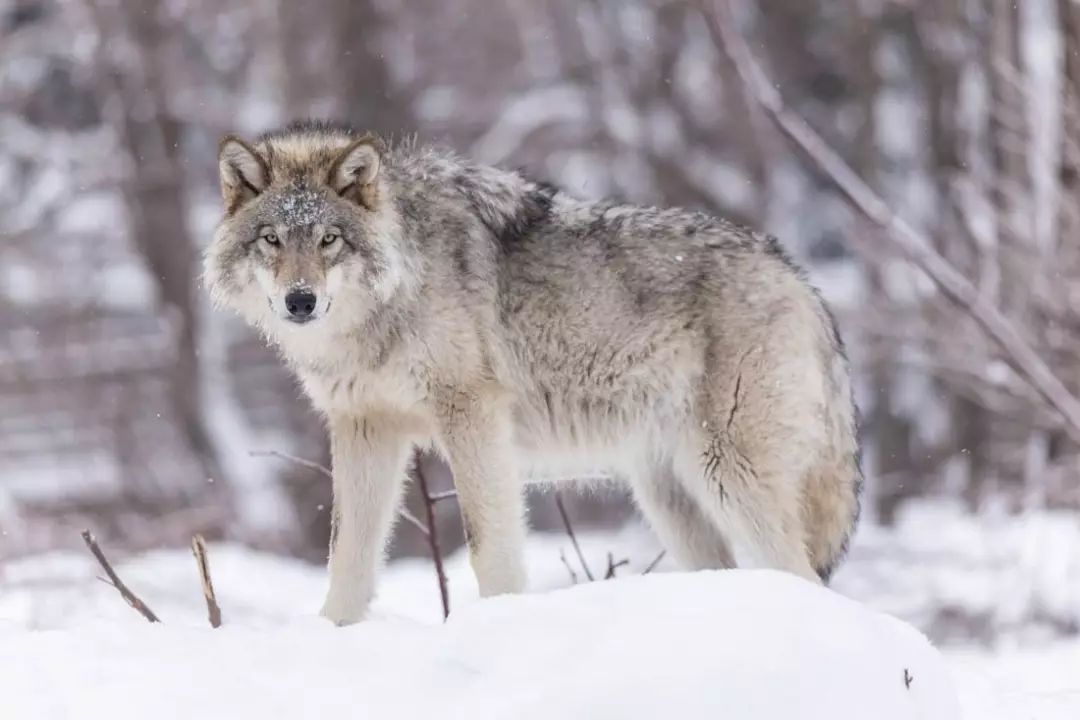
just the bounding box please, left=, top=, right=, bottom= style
left=319, top=593, right=369, bottom=626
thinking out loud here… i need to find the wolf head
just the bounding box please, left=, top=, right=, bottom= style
left=204, top=121, right=406, bottom=336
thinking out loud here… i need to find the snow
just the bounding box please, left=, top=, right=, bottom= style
left=0, top=554, right=958, bottom=720
left=951, top=642, right=1080, bottom=720
left=4, top=515, right=1078, bottom=718
left=274, top=189, right=329, bottom=228
left=831, top=500, right=1080, bottom=643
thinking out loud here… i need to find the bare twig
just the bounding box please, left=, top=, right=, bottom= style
left=250, top=448, right=431, bottom=536
left=643, top=550, right=667, bottom=575
left=427, top=489, right=459, bottom=503
left=81, top=530, right=160, bottom=623
left=414, top=454, right=451, bottom=620
left=553, top=491, right=595, bottom=581
left=604, top=552, right=630, bottom=579
left=190, top=534, right=222, bottom=628
left=559, top=548, right=580, bottom=584
left=703, top=0, right=1080, bottom=444
left=397, top=507, right=430, bottom=537
left=249, top=449, right=331, bottom=478
left=251, top=446, right=451, bottom=613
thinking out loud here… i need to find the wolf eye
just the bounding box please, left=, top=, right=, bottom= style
left=321, top=232, right=342, bottom=247
left=259, top=231, right=280, bottom=246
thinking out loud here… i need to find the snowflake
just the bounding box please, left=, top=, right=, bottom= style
left=276, top=187, right=327, bottom=227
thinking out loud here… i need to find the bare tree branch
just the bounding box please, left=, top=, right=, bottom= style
left=553, top=491, right=595, bottom=581
left=643, top=550, right=667, bottom=575
left=604, top=552, right=630, bottom=579
left=427, top=489, right=459, bottom=503
left=249, top=449, right=432, bottom=536
left=703, top=0, right=1080, bottom=445
left=191, top=534, right=222, bottom=628
left=414, top=454, right=451, bottom=620
left=249, top=449, right=332, bottom=478
left=559, top=548, right=580, bottom=584
left=396, top=507, right=430, bottom=538
left=81, top=530, right=160, bottom=623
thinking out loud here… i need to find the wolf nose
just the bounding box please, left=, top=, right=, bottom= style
left=285, top=290, right=317, bottom=320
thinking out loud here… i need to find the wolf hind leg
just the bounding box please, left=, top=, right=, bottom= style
left=673, top=429, right=821, bottom=584
left=629, top=462, right=736, bottom=570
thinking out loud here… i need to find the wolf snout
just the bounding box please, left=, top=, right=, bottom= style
left=284, top=289, right=318, bottom=322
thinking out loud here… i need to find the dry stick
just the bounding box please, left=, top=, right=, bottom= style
left=427, top=489, right=459, bottom=503
left=704, top=0, right=1080, bottom=446
left=191, top=534, right=222, bottom=628
left=397, top=507, right=431, bottom=538
left=559, top=548, right=580, bottom=584
left=248, top=449, right=430, bottom=536
left=80, top=530, right=160, bottom=623
left=251, top=448, right=448, bottom=613
left=642, top=550, right=667, bottom=575
left=249, top=449, right=332, bottom=478
left=553, top=492, right=595, bottom=581
left=414, top=455, right=451, bottom=620
left=604, top=552, right=630, bottom=580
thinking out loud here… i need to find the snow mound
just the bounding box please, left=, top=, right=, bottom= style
left=0, top=570, right=958, bottom=720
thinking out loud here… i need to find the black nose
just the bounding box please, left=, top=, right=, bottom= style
left=285, top=290, right=317, bottom=320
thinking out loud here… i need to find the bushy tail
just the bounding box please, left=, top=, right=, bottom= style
left=813, top=457, right=862, bottom=584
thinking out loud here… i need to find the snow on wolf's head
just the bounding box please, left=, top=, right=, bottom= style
left=204, top=120, right=405, bottom=337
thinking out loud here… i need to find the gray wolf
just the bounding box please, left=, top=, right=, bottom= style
left=204, top=120, right=862, bottom=625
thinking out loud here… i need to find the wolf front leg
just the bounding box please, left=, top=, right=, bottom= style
left=437, top=390, right=528, bottom=597
left=320, top=413, right=412, bottom=625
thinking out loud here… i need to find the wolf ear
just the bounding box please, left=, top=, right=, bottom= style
left=329, top=136, right=382, bottom=208
left=218, top=136, right=268, bottom=212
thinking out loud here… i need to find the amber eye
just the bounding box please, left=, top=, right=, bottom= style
left=322, top=232, right=342, bottom=247
left=259, top=231, right=280, bottom=246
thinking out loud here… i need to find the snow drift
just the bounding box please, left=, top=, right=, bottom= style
left=0, top=569, right=958, bottom=719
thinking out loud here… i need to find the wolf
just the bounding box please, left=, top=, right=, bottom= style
left=204, top=120, right=862, bottom=625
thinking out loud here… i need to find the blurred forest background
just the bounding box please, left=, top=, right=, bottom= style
left=3, top=0, right=1080, bottom=640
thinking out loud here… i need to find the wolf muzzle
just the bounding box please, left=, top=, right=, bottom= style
left=284, top=289, right=318, bottom=323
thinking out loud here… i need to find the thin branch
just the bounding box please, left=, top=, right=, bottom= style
left=397, top=507, right=430, bottom=537
left=427, top=489, right=459, bottom=503
left=604, top=552, right=630, bottom=580
left=81, top=530, right=160, bottom=623
left=559, top=548, right=580, bottom=584
left=643, top=550, right=667, bottom=575
left=250, top=448, right=431, bottom=537
left=190, top=534, right=222, bottom=628
left=702, top=0, right=1080, bottom=445
left=249, top=449, right=331, bottom=478
left=553, top=491, right=594, bottom=581
left=414, top=454, right=451, bottom=620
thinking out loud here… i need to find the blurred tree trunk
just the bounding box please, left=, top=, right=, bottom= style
left=1060, top=0, right=1080, bottom=221
left=1059, top=0, right=1080, bottom=246
left=847, top=0, right=914, bottom=524
left=1048, top=0, right=1080, bottom=486
left=987, top=0, right=1032, bottom=315
left=979, top=0, right=1034, bottom=505
left=89, top=0, right=232, bottom=534
left=279, top=0, right=410, bottom=133
left=916, top=0, right=996, bottom=509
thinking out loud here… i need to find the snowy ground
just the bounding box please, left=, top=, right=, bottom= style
left=2, top=504, right=1079, bottom=718
left=2, top=544, right=959, bottom=719
left=832, top=500, right=1080, bottom=645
